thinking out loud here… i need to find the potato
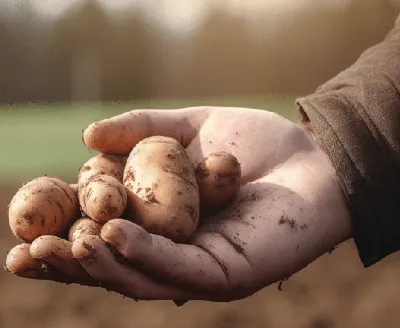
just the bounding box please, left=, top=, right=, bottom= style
left=68, top=217, right=103, bottom=242
left=123, top=136, right=199, bottom=242
left=78, top=154, right=127, bottom=224
left=78, top=153, right=126, bottom=183
left=196, top=151, right=241, bottom=213
left=8, top=176, right=80, bottom=242
left=79, top=175, right=127, bottom=224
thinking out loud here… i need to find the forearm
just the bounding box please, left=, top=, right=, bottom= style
left=296, top=14, right=400, bottom=267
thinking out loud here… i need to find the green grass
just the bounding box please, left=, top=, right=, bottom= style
left=0, top=95, right=299, bottom=185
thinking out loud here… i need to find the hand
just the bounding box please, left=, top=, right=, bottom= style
left=5, top=106, right=353, bottom=302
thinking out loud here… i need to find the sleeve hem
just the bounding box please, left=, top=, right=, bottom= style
left=296, top=97, right=398, bottom=268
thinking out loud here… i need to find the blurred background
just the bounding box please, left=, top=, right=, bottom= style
left=2, top=0, right=400, bottom=327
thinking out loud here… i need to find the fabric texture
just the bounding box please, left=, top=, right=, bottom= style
left=296, top=15, right=400, bottom=267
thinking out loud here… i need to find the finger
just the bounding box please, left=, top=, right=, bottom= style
left=82, top=107, right=210, bottom=155
left=29, top=235, right=97, bottom=286
left=72, top=235, right=197, bottom=301
left=5, top=243, right=74, bottom=284
left=100, top=219, right=233, bottom=294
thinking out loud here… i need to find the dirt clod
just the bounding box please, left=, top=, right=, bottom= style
left=278, top=214, right=296, bottom=230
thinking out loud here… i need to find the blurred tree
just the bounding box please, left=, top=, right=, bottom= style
left=0, top=1, right=51, bottom=103
left=177, top=6, right=261, bottom=98
left=0, top=0, right=398, bottom=103
left=52, top=0, right=112, bottom=102
left=0, top=11, right=17, bottom=103
left=101, top=8, right=165, bottom=101
left=255, top=0, right=399, bottom=94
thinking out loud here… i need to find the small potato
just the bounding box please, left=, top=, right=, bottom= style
left=68, top=217, right=103, bottom=242
left=196, top=151, right=241, bottom=213
left=79, top=175, right=127, bottom=224
left=78, top=154, right=127, bottom=223
left=124, top=136, right=199, bottom=242
left=8, top=176, right=80, bottom=242
left=78, top=153, right=126, bottom=184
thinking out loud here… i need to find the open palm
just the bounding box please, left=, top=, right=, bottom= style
left=5, top=106, right=352, bottom=302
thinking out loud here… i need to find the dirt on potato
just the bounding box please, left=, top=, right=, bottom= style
left=3, top=185, right=400, bottom=328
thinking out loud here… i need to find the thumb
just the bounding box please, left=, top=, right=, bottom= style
left=82, top=107, right=210, bottom=155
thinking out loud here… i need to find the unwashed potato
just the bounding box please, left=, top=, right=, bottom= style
left=196, top=151, right=241, bottom=214
left=78, top=153, right=126, bottom=183
left=8, top=176, right=80, bottom=242
left=123, top=136, right=199, bottom=243
left=78, top=154, right=127, bottom=224
left=68, top=217, right=103, bottom=242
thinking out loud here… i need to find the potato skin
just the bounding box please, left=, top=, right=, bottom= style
left=78, top=154, right=127, bottom=224
left=196, top=151, right=241, bottom=213
left=78, top=153, right=126, bottom=184
left=79, top=175, right=127, bottom=224
left=8, top=176, right=80, bottom=242
left=123, top=136, right=199, bottom=242
left=68, top=217, right=103, bottom=242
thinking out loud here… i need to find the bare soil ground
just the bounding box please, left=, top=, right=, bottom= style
left=2, top=185, right=400, bottom=328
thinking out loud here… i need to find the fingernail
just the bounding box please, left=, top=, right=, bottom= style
left=75, top=241, right=97, bottom=263
left=102, top=224, right=127, bottom=250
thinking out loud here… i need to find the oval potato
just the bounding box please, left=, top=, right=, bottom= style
left=8, top=176, right=79, bottom=242
left=123, top=136, right=199, bottom=242
left=78, top=153, right=126, bottom=184
left=78, top=154, right=127, bottom=223
left=79, top=175, right=127, bottom=224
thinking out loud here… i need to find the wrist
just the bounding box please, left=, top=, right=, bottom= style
left=301, top=122, right=354, bottom=243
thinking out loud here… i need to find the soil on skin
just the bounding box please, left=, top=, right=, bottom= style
left=2, top=185, right=400, bottom=328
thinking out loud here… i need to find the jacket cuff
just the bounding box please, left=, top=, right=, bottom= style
left=296, top=94, right=400, bottom=267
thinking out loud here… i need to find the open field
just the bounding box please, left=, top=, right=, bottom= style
left=0, top=96, right=297, bottom=184
left=2, top=97, right=400, bottom=328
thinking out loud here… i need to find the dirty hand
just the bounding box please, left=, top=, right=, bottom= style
left=7, top=106, right=352, bottom=302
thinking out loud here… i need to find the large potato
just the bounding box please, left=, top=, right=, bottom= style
left=78, top=154, right=127, bottom=223
left=8, top=176, right=79, bottom=242
left=123, top=136, right=199, bottom=242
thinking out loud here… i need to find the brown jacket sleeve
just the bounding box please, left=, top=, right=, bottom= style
left=296, top=15, right=400, bottom=267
